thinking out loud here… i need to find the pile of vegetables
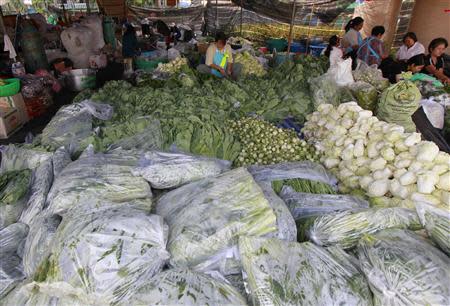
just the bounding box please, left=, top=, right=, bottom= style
left=234, top=51, right=266, bottom=77
left=156, top=57, right=189, bottom=74
left=230, top=117, right=319, bottom=166
left=303, top=102, right=450, bottom=206
left=0, top=170, right=31, bottom=205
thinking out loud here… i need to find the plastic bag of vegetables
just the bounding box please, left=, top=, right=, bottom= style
left=0, top=169, right=32, bottom=230
left=358, top=229, right=450, bottom=306
left=348, top=81, right=378, bottom=111
left=132, top=151, right=231, bottom=189
left=234, top=51, right=266, bottom=77
left=34, top=206, right=169, bottom=305
left=309, top=73, right=342, bottom=108
left=280, top=185, right=369, bottom=220
left=85, top=116, right=163, bottom=153
left=46, top=149, right=152, bottom=216
left=248, top=161, right=338, bottom=187
left=415, top=202, right=450, bottom=255
left=377, top=80, right=421, bottom=132
left=124, top=269, right=247, bottom=305
left=239, top=237, right=373, bottom=306
left=22, top=212, right=61, bottom=278
left=40, top=101, right=113, bottom=155
left=156, top=168, right=277, bottom=275
left=1, top=281, right=104, bottom=306
left=302, top=207, right=422, bottom=249
left=256, top=181, right=297, bottom=242
left=353, top=61, right=390, bottom=92
left=0, top=223, right=29, bottom=299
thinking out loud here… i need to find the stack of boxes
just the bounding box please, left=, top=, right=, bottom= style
left=0, top=93, right=29, bottom=139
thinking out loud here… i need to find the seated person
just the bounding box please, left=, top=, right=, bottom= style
left=396, top=32, right=425, bottom=62
left=423, top=37, right=450, bottom=84
left=197, top=32, right=241, bottom=79
left=380, top=54, right=425, bottom=84
left=357, top=26, right=388, bottom=67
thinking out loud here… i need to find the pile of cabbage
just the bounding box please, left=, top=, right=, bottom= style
left=303, top=102, right=450, bottom=207
left=234, top=51, right=267, bottom=77
left=156, top=57, right=189, bottom=74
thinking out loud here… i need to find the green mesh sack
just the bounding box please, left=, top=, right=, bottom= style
left=377, top=80, right=421, bottom=132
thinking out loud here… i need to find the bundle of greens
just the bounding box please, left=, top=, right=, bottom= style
left=271, top=178, right=336, bottom=194
left=156, top=168, right=277, bottom=275
left=156, top=57, right=189, bottom=74
left=302, top=207, right=422, bottom=249
left=358, top=229, right=450, bottom=306
left=348, top=81, right=378, bottom=112
left=234, top=51, right=266, bottom=77
left=34, top=208, right=169, bottom=305
left=415, top=202, right=450, bottom=256
left=125, top=269, right=247, bottom=305
left=239, top=237, right=373, bottom=306
left=0, top=169, right=32, bottom=230
left=230, top=117, right=319, bottom=166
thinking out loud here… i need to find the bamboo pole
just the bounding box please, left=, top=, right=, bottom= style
left=286, top=0, right=296, bottom=54
left=0, top=6, right=6, bottom=35
left=240, top=0, right=243, bottom=35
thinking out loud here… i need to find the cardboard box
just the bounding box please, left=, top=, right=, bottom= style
left=0, top=93, right=29, bottom=124
left=0, top=107, right=22, bottom=139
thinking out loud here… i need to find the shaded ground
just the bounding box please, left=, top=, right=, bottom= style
left=0, top=89, right=77, bottom=145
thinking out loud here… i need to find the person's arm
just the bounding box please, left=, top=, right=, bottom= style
left=425, top=64, right=450, bottom=84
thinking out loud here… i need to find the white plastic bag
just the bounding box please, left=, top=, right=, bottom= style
left=333, top=58, right=354, bottom=86
left=420, top=99, right=445, bottom=129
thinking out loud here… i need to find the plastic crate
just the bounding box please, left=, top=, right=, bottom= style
left=0, top=78, right=21, bottom=97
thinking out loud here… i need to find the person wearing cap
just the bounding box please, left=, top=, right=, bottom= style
left=197, top=32, right=241, bottom=79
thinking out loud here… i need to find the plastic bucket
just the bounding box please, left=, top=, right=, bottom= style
left=309, top=44, right=327, bottom=57
left=0, top=78, right=21, bottom=97
left=290, top=42, right=307, bottom=53
left=266, top=38, right=287, bottom=52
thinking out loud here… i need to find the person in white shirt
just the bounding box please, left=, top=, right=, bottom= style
left=396, top=32, right=425, bottom=62
left=323, top=35, right=343, bottom=69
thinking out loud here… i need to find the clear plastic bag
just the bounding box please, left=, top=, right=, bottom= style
left=124, top=269, right=247, bottom=305
left=22, top=212, right=62, bottom=278
left=358, top=229, right=450, bottom=306
left=248, top=161, right=338, bottom=187
left=348, top=81, right=378, bottom=111
left=257, top=181, right=297, bottom=242
left=309, top=73, right=342, bottom=108
left=304, top=207, right=422, bottom=249
left=353, top=61, right=390, bottom=92
left=0, top=223, right=29, bottom=299
left=156, top=168, right=277, bottom=275
left=415, top=202, right=450, bottom=256
left=239, top=237, right=373, bottom=306
left=34, top=207, right=169, bottom=305
left=280, top=185, right=369, bottom=220
left=46, top=150, right=152, bottom=216
left=132, top=151, right=231, bottom=189
left=40, top=101, right=113, bottom=155
left=0, top=145, right=52, bottom=172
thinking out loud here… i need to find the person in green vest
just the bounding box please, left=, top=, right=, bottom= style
left=197, top=32, right=242, bottom=80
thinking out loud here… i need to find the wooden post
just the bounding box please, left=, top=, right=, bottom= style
left=286, top=0, right=296, bottom=54
left=215, top=0, right=218, bottom=34
left=0, top=6, right=6, bottom=35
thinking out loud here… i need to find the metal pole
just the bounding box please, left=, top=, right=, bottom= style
left=286, top=0, right=296, bottom=54
left=240, top=0, right=243, bottom=35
